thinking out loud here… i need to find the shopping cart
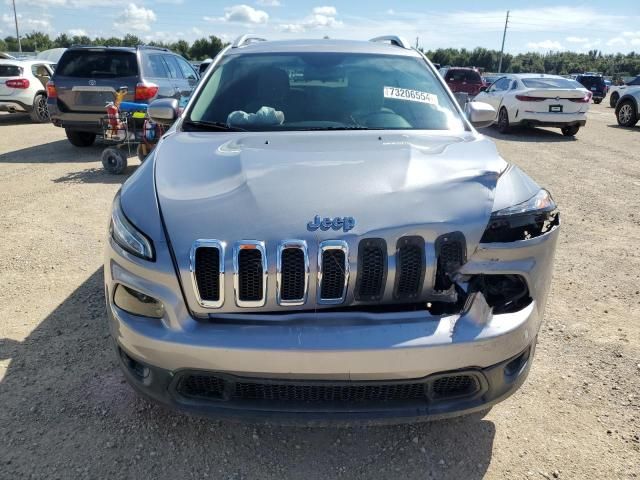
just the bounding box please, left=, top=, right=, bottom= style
left=100, top=99, right=163, bottom=174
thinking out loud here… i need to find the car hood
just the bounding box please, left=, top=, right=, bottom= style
left=155, top=130, right=506, bottom=282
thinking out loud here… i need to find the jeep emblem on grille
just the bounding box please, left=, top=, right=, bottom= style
left=307, top=215, right=355, bottom=233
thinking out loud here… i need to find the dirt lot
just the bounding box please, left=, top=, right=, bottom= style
left=0, top=102, right=638, bottom=480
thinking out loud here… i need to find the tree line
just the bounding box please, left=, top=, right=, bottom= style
left=2, top=32, right=639, bottom=78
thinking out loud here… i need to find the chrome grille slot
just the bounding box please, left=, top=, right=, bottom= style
left=394, top=236, right=425, bottom=300
left=233, top=241, right=267, bottom=307
left=318, top=240, right=349, bottom=304
left=355, top=238, right=387, bottom=301
left=277, top=240, right=309, bottom=306
left=190, top=240, right=225, bottom=308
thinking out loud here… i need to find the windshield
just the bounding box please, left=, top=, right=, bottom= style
left=577, top=76, right=604, bottom=88
left=187, top=52, right=464, bottom=131
left=522, top=78, right=583, bottom=89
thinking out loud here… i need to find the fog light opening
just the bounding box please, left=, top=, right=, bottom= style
left=504, top=346, right=531, bottom=379
left=469, top=274, right=531, bottom=314
left=113, top=284, right=164, bottom=319
left=119, top=349, right=150, bottom=380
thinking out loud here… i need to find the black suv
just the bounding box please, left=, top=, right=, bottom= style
left=575, top=74, right=607, bottom=104
left=48, top=45, right=198, bottom=147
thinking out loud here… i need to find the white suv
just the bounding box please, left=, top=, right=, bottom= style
left=0, top=59, right=55, bottom=122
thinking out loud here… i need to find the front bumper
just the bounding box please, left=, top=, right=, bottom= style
left=104, top=223, right=559, bottom=422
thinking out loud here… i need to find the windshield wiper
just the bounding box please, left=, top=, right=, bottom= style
left=183, top=120, right=246, bottom=132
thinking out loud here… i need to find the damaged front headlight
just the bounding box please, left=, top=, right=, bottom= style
left=481, top=189, right=559, bottom=243
left=110, top=192, right=155, bottom=260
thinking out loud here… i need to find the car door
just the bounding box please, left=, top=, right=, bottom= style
left=480, top=77, right=508, bottom=111
left=161, top=54, right=185, bottom=100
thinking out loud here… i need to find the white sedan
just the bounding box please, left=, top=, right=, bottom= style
left=475, top=74, right=591, bottom=137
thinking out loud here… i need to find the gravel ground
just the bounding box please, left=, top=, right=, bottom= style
left=0, top=103, right=639, bottom=480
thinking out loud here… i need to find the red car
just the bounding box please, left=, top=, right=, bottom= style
left=444, top=67, right=486, bottom=97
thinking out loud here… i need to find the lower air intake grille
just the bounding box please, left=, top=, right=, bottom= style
left=280, top=247, right=306, bottom=301
left=394, top=236, right=425, bottom=299
left=356, top=239, right=387, bottom=301
left=432, top=375, right=478, bottom=398
left=176, top=373, right=483, bottom=407
left=238, top=249, right=264, bottom=302
left=194, top=247, right=220, bottom=302
left=320, top=248, right=346, bottom=301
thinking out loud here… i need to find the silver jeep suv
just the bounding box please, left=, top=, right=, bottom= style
left=105, top=35, right=560, bottom=423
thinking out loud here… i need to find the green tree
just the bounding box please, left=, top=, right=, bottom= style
left=53, top=33, right=72, bottom=48
left=121, top=34, right=142, bottom=47
left=189, top=35, right=224, bottom=60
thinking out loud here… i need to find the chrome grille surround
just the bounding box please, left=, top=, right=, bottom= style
left=233, top=240, right=267, bottom=308
left=189, top=239, right=225, bottom=308
left=317, top=240, right=349, bottom=305
left=276, top=240, right=310, bottom=306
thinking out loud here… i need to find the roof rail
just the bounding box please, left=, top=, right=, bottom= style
left=232, top=34, right=267, bottom=49
left=137, top=45, right=170, bottom=52
left=369, top=35, right=412, bottom=49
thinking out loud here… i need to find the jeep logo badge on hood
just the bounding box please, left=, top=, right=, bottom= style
left=307, top=215, right=355, bottom=233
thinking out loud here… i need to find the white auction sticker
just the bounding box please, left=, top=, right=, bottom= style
left=383, top=86, right=438, bottom=105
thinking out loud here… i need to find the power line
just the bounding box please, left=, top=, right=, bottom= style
left=498, top=10, right=509, bottom=73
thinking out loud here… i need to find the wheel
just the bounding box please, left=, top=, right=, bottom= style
left=616, top=100, right=638, bottom=127
left=101, top=147, right=128, bottom=174
left=65, top=129, right=96, bottom=147
left=497, top=107, right=510, bottom=133
left=609, top=92, right=619, bottom=108
left=561, top=125, right=580, bottom=137
left=29, top=93, right=49, bottom=123
left=593, top=98, right=602, bottom=105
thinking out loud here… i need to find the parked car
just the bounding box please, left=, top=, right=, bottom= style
left=575, top=74, right=607, bottom=104
left=608, top=75, right=640, bottom=107
left=105, top=35, right=560, bottom=423
left=475, top=74, right=590, bottom=136
left=615, top=88, right=640, bottom=127
left=48, top=45, right=199, bottom=147
left=444, top=67, right=485, bottom=97
left=198, top=58, right=213, bottom=75
left=483, top=74, right=501, bottom=88
left=0, top=59, right=55, bottom=122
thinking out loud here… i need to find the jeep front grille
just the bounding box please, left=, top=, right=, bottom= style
left=233, top=241, right=267, bottom=307
left=190, top=239, right=224, bottom=308
left=318, top=240, right=349, bottom=304
left=190, top=233, right=465, bottom=309
left=277, top=241, right=309, bottom=306
left=355, top=239, right=387, bottom=301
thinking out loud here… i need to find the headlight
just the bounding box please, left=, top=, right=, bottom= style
left=481, top=189, right=559, bottom=243
left=110, top=192, right=154, bottom=260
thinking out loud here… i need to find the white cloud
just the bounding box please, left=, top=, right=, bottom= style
left=2, top=13, right=52, bottom=32
left=566, top=36, right=588, bottom=43
left=527, top=40, right=564, bottom=51
left=386, top=9, right=395, bottom=15
left=312, top=6, right=336, bottom=16
left=222, top=4, right=269, bottom=24
left=607, top=37, right=626, bottom=47
left=256, top=0, right=280, bottom=6
left=115, top=3, right=157, bottom=32
left=279, top=5, right=341, bottom=33
left=68, top=28, right=88, bottom=37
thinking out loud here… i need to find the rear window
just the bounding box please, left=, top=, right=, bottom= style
left=522, top=78, right=582, bottom=89
left=0, top=65, right=22, bottom=77
left=56, top=50, right=138, bottom=78
left=577, top=76, right=604, bottom=88
left=445, top=69, right=482, bottom=83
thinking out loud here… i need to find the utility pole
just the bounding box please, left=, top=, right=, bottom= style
left=415, top=36, right=419, bottom=50
left=497, top=10, right=509, bottom=73
left=12, top=0, right=22, bottom=53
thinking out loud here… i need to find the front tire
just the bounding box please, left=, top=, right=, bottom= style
left=497, top=107, right=510, bottom=133
left=609, top=92, right=619, bottom=108
left=616, top=100, right=638, bottom=127
left=65, top=129, right=96, bottom=147
left=593, top=98, right=602, bottom=105
left=561, top=125, right=580, bottom=137
left=101, top=147, right=128, bottom=174
left=29, top=93, right=50, bottom=123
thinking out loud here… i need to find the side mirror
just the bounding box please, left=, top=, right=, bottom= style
left=465, top=101, right=496, bottom=129
left=148, top=98, right=178, bottom=125
left=479, top=86, right=488, bottom=92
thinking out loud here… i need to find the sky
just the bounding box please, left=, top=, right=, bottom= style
left=2, top=0, right=640, bottom=54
